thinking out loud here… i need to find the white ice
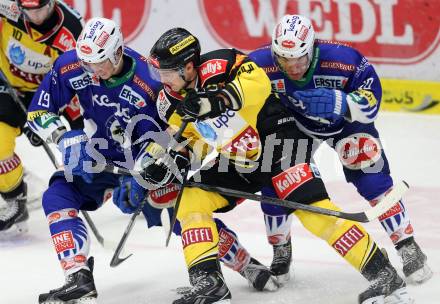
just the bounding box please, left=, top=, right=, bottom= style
left=0, top=112, right=439, bottom=304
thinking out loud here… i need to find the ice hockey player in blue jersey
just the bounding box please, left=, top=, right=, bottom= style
left=26, top=17, right=170, bottom=304
left=248, top=14, right=433, bottom=293
left=26, top=17, right=278, bottom=303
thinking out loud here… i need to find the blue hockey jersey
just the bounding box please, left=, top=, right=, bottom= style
left=27, top=47, right=165, bottom=163
left=249, top=40, right=382, bottom=137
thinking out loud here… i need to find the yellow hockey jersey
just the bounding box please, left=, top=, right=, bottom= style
left=157, top=49, right=272, bottom=167
left=0, top=0, right=82, bottom=92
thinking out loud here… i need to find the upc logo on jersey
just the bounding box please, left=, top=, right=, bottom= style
left=119, top=85, right=146, bottom=108
left=53, top=27, right=76, bottom=52
left=332, top=225, right=365, bottom=257
left=272, top=163, right=313, bottom=199
left=181, top=227, right=213, bottom=249
left=199, top=59, right=228, bottom=86
left=52, top=230, right=75, bottom=254
left=313, top=75, right=348, bottom=89
left=335, top=133, right=382, bottom=170
left=69, top=72, right=99, bottom=90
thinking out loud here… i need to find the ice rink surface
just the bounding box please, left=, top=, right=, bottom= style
left=1, top=112, right=439, bottom=303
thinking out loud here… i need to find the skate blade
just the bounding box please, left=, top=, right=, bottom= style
left=263, top=276, right=280, bottom=292
left=384, top=287, right=415, bottom=304
left=0, top=221, right=28, bottom=240
left=41, top=297, right=97, bottom=304
left=275, top=272, right=290, bottom=286
left=406, top=264, right=433, bottom=285
left=213, top=300, right=231, bottom=304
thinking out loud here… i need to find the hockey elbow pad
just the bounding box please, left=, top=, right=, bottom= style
left=27, top=111, right=67, bottom=144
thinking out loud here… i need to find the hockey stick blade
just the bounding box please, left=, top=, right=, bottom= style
left=110, top=202, right=145, bottom=267
left=363, top=181, right=409, bottom=221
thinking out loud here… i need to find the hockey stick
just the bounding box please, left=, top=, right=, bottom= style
left=0, top=71, right=105, bottom=246
left=103, top=162, right=409, bottom=223
left=109, top=119, right=190, bottom=265
left=164, top=119, right=190, bottom=246
left=109, top=199, right=146, bottom=267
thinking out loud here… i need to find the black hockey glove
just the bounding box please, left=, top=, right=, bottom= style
left=23, top=125, right=43, bottom=147
left=143, top=149, right=190, bottom=188
left=176, top=88, right=226, bottom=121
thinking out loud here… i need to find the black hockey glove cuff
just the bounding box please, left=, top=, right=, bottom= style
left=23, top=125, right=43, bottom=147
left=176, top=88, right=226, bottom=121
left=142, top=149, right=190, bottom=188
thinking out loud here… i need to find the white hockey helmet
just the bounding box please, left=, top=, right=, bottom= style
left=272, top=15, right=315, bottom=62
left=76, top=17, right=124, bottom=66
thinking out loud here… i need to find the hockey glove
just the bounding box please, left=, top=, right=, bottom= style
left=23, top=125, right=43, bottom=147
left=143, top=149, right=190, bottom=188
left=58, top=130, right=94, bottom=183
left=112, top=176, right=146, bottom=214
left=176, top=88, right=226, bottom=121
left=291, top=88, right=348, bottom=124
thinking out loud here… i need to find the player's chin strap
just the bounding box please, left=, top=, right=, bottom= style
left=105, top=161, right=409, bottom=223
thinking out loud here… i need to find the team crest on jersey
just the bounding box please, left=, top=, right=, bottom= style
left=53, top=27, right=76, bottom=52
left=199, top=59, right=228, bottom=86
left=271, top=79, right=286, bottom=92
left=313, top=75, right=348, bottom=89
left=119, top=85, right=146, bottom=108
left=335, top=133, right=382, bottom=170
left=157, top=90, right=171, bottom=122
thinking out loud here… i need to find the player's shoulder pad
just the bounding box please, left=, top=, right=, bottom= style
left=53, top=50, right=82, bottom=76
left=248, top=44, right=273, bottom=67
left=156, top=88, right=179, bottom=123
left=125, top=47, right=161, bottom=102
left=316, top=39, right=365, bottom=69
left=55, top=1, right=83, bottom=41
left=198, top=48, right=245, bottom=87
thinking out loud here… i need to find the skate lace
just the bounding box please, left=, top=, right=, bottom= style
left=184, top=277, right=212, bottom=299
left=241, top=263, right=268, bottom=283
left=273, top=243, right=291, bottom=265
left=399, top=243, right=419, bottom=266
left=0, top=201, right=19, bottom=221
left=366, top=267, right=394, bottom=294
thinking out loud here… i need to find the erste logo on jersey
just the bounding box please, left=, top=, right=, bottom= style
left=313, top=75, right=348, bottom=89
left=69, top=72, right=99, bottom=90
left=335, top=133, right=382, bottom=170
left=200, top=0, right=440, bottom=64
left=119, top=85, right=146, bottom=108
left=64, top=0, right=151, bottom=43
left=53, top=27, right=76, bottom=52
left=199, top=59, right=228, bottom=86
